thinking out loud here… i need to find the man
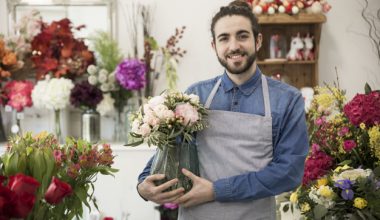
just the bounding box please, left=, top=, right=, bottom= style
left=137, top=1, right=309, bottom=219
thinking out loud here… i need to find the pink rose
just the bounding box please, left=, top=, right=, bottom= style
left=175, top=103, right=199, bottom=126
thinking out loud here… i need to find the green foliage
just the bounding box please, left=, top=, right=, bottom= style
left=89, top=31, right=123, bottom=73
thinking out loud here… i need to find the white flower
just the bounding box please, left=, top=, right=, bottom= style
left=108, top=72, right=116, bottom=83
left=131, top=119, right=141, bottom=134
left=152, top=104, right=170, bottom=119
left=98, top=72, right=108, bottom=83
left=308, top=186, right=335, bottom=209
left=96, top=93, right=115, bottom=116
left=32, top=78, right=74, bottom=110
left=148, top=95, right=166, bottom=107
left=100, top=83, right=111, bottom=92
left=188, top=94, right=200, bottom=104
left=333, top=169, right=372, bottom=182
left=87, top=65, right=98, bottom=75
left=143, top=113, right=160, bottom=127
left=99, top=68, right=108, bottom=76
left=88, top=75, right=98, bottom=85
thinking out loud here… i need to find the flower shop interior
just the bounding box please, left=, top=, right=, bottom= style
left=1, top=0, right=380, bottom=220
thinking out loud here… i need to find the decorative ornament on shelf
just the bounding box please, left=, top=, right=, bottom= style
left=286, top=32, right=304, bottom=61
left=248, top=0, right=331, bottom=15
left=286, top=82, right=380, bottom=219
left=127, top=91, right=207, bottom=192
left=0, top=132, right=118, bottom=220
left=303, top=33, right=315, bottom=61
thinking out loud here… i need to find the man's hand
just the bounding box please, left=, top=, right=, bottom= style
left=137, top=174, right=185, bottom=204
left=175, top=168, right=215, bottom=208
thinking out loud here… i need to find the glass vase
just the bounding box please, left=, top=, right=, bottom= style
left=150, top=140, right=199, bottom=192
left=81, top=109, right=100, bottom=143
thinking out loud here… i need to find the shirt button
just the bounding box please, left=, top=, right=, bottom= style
left=234, top=101, right=238, bottom=105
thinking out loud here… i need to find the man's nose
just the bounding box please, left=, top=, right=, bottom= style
left=229, top=38, right=240, bottom=50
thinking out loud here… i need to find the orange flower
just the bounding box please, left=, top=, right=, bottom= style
left=0, top=69, right=11, bottom=78
left=0, top=39, right=5, bottom=58
left=2, top=52, right=17, bottom=66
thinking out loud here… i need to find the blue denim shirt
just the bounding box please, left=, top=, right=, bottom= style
left=138, top=67, right=309, bottom=202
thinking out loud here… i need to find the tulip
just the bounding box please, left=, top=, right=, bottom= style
left=44, top=177, right=72, bottom=204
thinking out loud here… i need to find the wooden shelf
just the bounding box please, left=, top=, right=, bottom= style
left=257, top=13, right=326, bottom=24
left=257, top=60, right=316, bottom=65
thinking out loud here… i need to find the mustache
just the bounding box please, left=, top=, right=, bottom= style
left=227, top=50, right=247, bottom=56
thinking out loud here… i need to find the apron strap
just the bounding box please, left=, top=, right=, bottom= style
left=261, top=75, right=271, bottom=118
left=205, top=74, right=271, bottom=118
left=205, top=78, right=222, bottom=108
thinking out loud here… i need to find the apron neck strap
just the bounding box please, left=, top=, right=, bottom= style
left=205, top=74, right=271, bottom=117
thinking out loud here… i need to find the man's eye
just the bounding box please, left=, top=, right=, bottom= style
left=238, top=35, right=249, bottom=40
left=219, top=38, right=227, bottom=42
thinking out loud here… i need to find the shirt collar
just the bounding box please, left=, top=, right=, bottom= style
left=221, top=67, right=262, bottom=95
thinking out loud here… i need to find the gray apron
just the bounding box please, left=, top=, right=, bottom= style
left=179, top=74, right=276, bottom=220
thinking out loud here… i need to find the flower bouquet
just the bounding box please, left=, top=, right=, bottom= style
left=0, top=132, right=118, bottom=220
left=127, top=91, right=207, bottom=191
left=286, top=84, right=380, bottom=219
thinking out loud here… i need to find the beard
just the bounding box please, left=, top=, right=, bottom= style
left=217, top=48, right=257, bottom=75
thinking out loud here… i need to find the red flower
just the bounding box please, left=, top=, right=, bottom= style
left=0, top=185, right=13, bottom=217
left=8, top=173, right=40, bottom=196
left=302, top=150, right=334, bottom=185
left=12, top=193, right=36, bottom=218
left=343, top=91, right=380, bottom=127
left=44, top=177, right=72, bottom=204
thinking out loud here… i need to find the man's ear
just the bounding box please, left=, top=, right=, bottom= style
left=256, top=33, right=263, bottom=51
left=211, top=40, right=216, bottom=51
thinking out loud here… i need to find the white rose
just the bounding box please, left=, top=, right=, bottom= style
left=143, top=113, right=160, bottom=127
left=334, top=169, right=372, bottom=182
left=45, top=78, right=74, bottom=110
left=96, top=93, right=115, bottom=116
left=148, top=95, right=166, bottom=107
left=100, top=83, right=111, bottom=92
left=152, top=104, right=170, bottom=119
left=175, top=103, right=199, bottom=125
left=131, top=119, right=141, bottom=134
left=87, top=65, right=98, bottom=75
left=99, top=68, right=108, bottom=76
left=32, top=79, right=49, bottom=109
left=88, top=75, right=98, bottom=85
left=188, top=94, right=200, bottom=104
left=98, top=72, right=108, bottom=83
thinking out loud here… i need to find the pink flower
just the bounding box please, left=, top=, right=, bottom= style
left=338, top=127, right=349, bottom=137
left=343, top=91, right=380, bottom=127
left=3, top=80, right=34, bottom=112
left=53, top=149, right=63, bottom=164
left=175, top=103, right=199, bottom=126
left=163, top=202, right=179, bottom=210
left=315, top=117, right=324, bottom=126
left=343, top=140, right=357, bottom=152
left=302, top=151, right=334, bottom=185
left=311, top=143, right=320, bottom=154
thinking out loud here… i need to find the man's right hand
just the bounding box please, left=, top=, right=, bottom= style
left=137, top=174, right=185, bottom=204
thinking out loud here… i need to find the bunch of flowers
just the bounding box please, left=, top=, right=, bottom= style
left=287, top=84, right=380, bottom=219
left=248, top=0, right=331, bottom=15
left=31, top=18, right=94, bottom=79
left=127, top=91, right=207, bottom=192
left=128, top=91, right=207, bottom=148
left=0, top=37, right=20, bottom=82
left=0, top=173, right=40, bottom=219
left=0, top=132, right=118, bottom=220
left=31, top=77, right=74, bottom=110
left=115, top=58, right=146, bottom=91
left=87, top=64, right=117, bottom=93
left=2, top=80, right=34, bottom=112
left=70, top=80, right=103, bottom=110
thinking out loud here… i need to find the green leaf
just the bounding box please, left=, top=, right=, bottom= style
left=282, top=203, right=289, bottom=212
left=373, top=166, right=380, bottom=178
left=26, top=146, right=33, bottom=156
left=75, top=185, right=90, bottom=209
left=338, top=160, right=352, bottom=166
left=313, top=204, right=328, bottom=220
left=125, top=139, right=144, bottom=147
left=5, top=152, right=18, bottom=176
left=364, top=83, right=372, bottom=94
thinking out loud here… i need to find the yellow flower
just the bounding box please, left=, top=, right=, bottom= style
left=368, top=126, right=380, bottom=160
left=34, top=131, right=49, bottom=140
left=334, top=164, right=351, bottom=173
left=353, top=197, right=368, bottom=209
left=316, top=178, right=328, bottom=188
left=290, top=192, right=298, bottom=203
left=319, top=185, right=334, bottom=199
left=300, top=202, right=311, bottom=212
left=315, top=93, right=334, bottom=111
left=360, top=123, right=366, bottom=130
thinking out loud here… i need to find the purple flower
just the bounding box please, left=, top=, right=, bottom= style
left=116, top=58, right=146, bottom=90
left=163, top=203, right=178, bottom=210
left=334, top=179, right=352, bottom=190
left=70, top=81, right=103, bottom=109
left=341, top=189, right=354, bottom=200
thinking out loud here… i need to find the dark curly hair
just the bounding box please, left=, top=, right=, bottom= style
left=211, top=0, right=260, bottom=42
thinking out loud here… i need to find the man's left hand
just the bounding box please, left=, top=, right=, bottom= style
left=175, top=168, right=215, bottom=208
